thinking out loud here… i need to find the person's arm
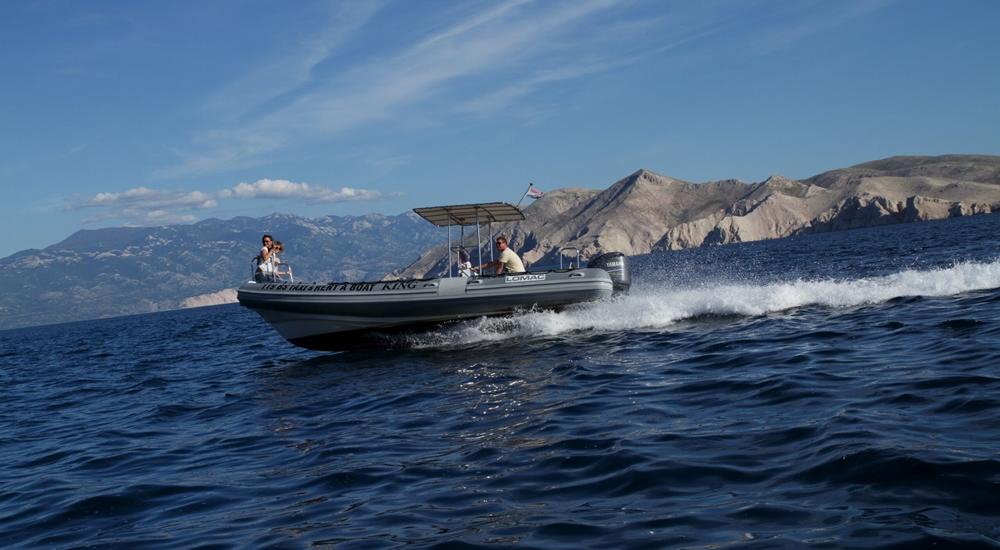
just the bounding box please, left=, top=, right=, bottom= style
left=476, top=260, right=491, bottom=271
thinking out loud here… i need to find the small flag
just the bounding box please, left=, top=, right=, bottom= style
left=527, top=185, right=544, bottom=199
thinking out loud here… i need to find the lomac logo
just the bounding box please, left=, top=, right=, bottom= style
left=505, top=274, right=546, bottom=283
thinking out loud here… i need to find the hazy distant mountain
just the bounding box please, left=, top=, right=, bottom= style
left=4, top=154, right=999, bottom=331
left=396, top=155, right=1000, bottom=278
left=0, top=212, right=440, bottom=330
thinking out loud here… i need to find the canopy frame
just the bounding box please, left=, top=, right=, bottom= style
left=413, top=202, right=526, bottom=278
left=413, top=202, right=525, bottom=227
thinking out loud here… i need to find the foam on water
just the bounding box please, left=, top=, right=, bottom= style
left=410, top=259, right=1000, bottom=348
left=5, top=215, right=1000, bottom=548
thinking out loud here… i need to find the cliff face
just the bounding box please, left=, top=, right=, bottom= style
left=398, top=155, right=1000, bottom=278
left=662, top=156, right=1000, bottom=249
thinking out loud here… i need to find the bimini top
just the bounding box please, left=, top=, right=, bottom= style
left=413, top=202, right=525, bottom=227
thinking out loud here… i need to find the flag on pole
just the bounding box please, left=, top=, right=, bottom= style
left=516, top=182, right=544, bottom=207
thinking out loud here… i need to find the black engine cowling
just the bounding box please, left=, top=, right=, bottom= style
left=587, top=252, right=630, bottom=294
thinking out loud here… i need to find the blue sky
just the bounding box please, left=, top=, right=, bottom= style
left=2, top=0, right=998, bottom=257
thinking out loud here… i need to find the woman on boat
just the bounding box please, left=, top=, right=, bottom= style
left=255, top=234, right=274, bottom=282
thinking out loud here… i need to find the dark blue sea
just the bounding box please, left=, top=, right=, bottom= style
left=3, top=215, right=1000, bottom=549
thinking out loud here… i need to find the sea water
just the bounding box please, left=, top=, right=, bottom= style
left=1, top=215, right=999, bottom=548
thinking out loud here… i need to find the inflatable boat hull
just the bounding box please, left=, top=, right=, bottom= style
left=238, top=269, right=614, bottom=350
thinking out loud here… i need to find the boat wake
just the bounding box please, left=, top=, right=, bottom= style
left=403, top=259, right=1000, bottom=349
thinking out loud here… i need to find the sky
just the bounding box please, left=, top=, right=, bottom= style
left=1, top=0, right=998, bottom=258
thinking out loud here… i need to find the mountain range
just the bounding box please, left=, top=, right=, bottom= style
left=396, top=155, right=1000, bottom=277
left=0, top=213, right=440, bottom=330
left=2, top=154, right=998, bottom=330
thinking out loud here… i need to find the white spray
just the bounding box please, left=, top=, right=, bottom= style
left=407, top=259, right=1000, bottom=348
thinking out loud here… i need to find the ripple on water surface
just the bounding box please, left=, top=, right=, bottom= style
left=2, top=215, right=1000, bottom=547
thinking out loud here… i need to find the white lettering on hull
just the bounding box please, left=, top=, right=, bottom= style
left=505, top=274, right=546, bottom=283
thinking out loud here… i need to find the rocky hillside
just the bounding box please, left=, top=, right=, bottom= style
left=4, top=154, right=998, bottom=330
left=0, top=212, right=439, bottom=330
left=397, top=155, right=1000, bottom=278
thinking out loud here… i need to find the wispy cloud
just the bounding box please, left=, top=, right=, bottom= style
left=159, top=0, right=894, bottom=179
left=456, top=56, right=637, bottom=116
left=202, top=1, right=385, bottom=121
left=71, top=179, right=390, bottom=226
left=160, top=0, right=621, bottom=177
left=751, top=0, right=898, bottom=54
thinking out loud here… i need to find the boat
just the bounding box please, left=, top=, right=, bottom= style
left=238, top=202, right=629, bottom=350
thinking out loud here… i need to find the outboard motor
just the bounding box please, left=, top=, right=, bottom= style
left=587, top=252, right=630, bottom=294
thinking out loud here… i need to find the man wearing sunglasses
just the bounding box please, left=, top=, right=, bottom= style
left=478, top=235, right=525, bottom=275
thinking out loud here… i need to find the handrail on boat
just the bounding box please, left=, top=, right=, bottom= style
left=559, top=247, right=581, bottom=270
left=250, top=256, right=295, bottom=283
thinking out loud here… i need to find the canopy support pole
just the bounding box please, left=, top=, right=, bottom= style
left=475, top=210, right=482, bottom=271
left=489, top=221, right=494, bottom=262
left=446, top=222, right=452, bottom=278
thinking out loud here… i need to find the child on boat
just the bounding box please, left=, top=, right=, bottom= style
left=272, top=241, right=293, bottom=281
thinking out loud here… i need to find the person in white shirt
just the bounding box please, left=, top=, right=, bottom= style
left=271, top=241, right=293, bottom=281
left=255, top=234, right=274, bottom=282
left=478, top=235, right=525, bottom=275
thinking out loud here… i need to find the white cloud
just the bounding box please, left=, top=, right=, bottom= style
left=220, top=179, right=385, bottom=202
left=73, top=179, right=390, bottom=226
left=84, top=187, right=218, bottom=209
left=76, top=187, right=217, bottom=225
